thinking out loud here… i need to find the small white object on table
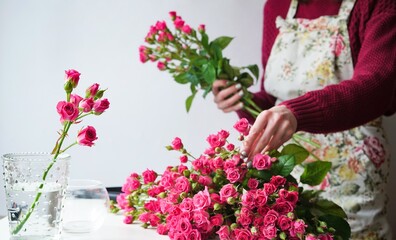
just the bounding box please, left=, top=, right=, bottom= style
left=0, top=213, right=168, bottom=240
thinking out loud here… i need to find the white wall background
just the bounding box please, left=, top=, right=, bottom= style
left=0, top=0, right=395, bottom=232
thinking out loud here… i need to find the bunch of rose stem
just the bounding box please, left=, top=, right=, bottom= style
left=140, top=12, right=262, bottom=117
left=12, top=70, right=110, bottom=234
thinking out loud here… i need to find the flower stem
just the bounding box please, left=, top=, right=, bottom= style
left=12, top=121, right=72, bottom=235
left=243, top=105, right=260, bottom=118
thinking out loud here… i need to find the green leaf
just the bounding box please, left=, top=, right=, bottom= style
left=202, top=86, right=212, bottom=98
left=271, top=155, right=295, bottom=176
left=251, top=169, right=272, bottom=182
left=174, top=73, right=189, bottom=84
left=212, top=36, right=233, bottom=50
left=281, top=144, right=309, bottom=164
left=312, top=199, right=347, bottom=218
left=202, top=63, right=216, bottom=85
left=200, top=32, right=209, bottom=50
left=318, top=215, right=351, bottom=240
left=209, top=43, right=223, bottom=62
left=245, top=64, right=259, bottom=80
left=300, top=161, right=331, bottom=186
left=185, top=92, right=197, bottom=113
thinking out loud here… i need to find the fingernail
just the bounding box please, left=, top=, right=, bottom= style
left=238, top=102, right=244, bottom=108
left=241, top=151, right=247, bottom=158
left=238, top=90, right=244, bottom=96
left=235, top=83, right=242, bottom=90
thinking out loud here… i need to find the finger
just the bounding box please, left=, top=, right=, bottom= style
left=217, top=90, right=243, bottom=110
left=243, top=111, right=270, bottom=157
left=249, top=118, right=278, bottom=158
left=223, top=102, right=244, bottom=113
left=212, top=80, right=228, bottom=96
left=264, top=122, right=295, bottom=152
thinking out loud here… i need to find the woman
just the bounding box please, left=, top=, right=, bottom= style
left=212, top=0, right=396, bottom=239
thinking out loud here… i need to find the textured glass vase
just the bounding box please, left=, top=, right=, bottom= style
left=2, top=152, right=70, bottom=240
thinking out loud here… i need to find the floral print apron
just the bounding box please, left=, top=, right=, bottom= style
left=263, top=0, right=392, bottom=239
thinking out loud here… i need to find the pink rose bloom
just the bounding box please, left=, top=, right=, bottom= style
left=306, top=234, right=319, bottom=240
left=188, top=229, right=201, bottom=240
left=262, top=225, right=277, bottom=239
left=210, top=214, right=223, bottom=226
left=270, top=175, right=286, bottom=187
left=79, top=98, right=94, bottom=112
left=173, top=232, right=188, bottom=240
left=116, top=193, right=129, bottom=209
left=226, top=143, right=235, bottom=151
left=253, top=153, right=272, bottom=170
left=122, top=178, right=141, bottom=193
left=182, top=24, right=192, bottom=35
left=290, top=219, right=307, bottom=237
left=263, top=183, right=276, bottom=195
left=273, top=201, right=294, bottom=215
left=157, top=224, right=169, bottom=235
left=241, top=191, right=256, bottom=209
left=226, top=168, right=241, bottom=183
left=278, top=215, right=292, bottom=231
left=179, top=155, right=188, bottom=163
left=212, top=157, right=224, bottom=169
left=149, top=214, right=161, bottom=227
left=264, top=210, right=279, bottom=226
left=138, top=212, right=151, bottom=223
left=216, top=225, right=230, bottom=240
left=65, top=69, right=80, bottom=88
left=219, top=184, right=238, bottom=202
left=166, top=32, right=175, bottom=42
left=155, top=21, right=167, bottom=31
left=56, top=101, right=79, bottom=123
left=123, top=215, right=133, bottom=224
left=233, top=228, right=252, bottom=240
left=172, top=137, right=183, bottom=150
left=139, top=51, right=148, bottom=63
left=157, top=61, right=166, bottom=71
left=180, top=198, right=195, bottom=212
left=223, top=160, right=236, bottom=170
left=177, top=217, right=192, bottom=233
left=247, top=178, right=259, bottom=189
left=193, top=187, right=211, bottom=210
left=85, top=83, right=99, bottom=98
left=175, top=176, right=191, bottom=193
left=198, top=24, right=205, bottom=33
left=233, top=118, right=250, bottom=136
left=142, top=169, right=157, bottom=184
left=192, top=210, right=212, bottom=233
left=217, top=130, right=229, bottom=139
left=77, top=125, right=98, bottom=147
left=198, top=175, right=212, bottom=186
left=255, top=189, right=268, bottom=207
left=206, top=134, right=225, bottom=148
left=363, top=136, right=386, bottom=168
left=70, top=94, right=83, bottom=107
left=174, top=16, right=185, bottom=29
left=257, top=206, right=270, bottom=216
left=93, top=98, right=110, bottom=115
left=144, top=200, right=160, bottom=212
left=169, top=11, right=177, bottom=20
left=318, top=234, right=334, bottom=240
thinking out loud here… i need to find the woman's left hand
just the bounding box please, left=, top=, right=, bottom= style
left=242, top=105, right=297, bottom=159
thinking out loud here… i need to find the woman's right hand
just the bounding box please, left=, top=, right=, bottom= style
left=212, top=80, right=244, bottom=113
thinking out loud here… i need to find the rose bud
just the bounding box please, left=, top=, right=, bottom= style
left=85, top=83, right=99, bottom=98
left=77, top=126, right=98, bottom=147
left=93, top=98, right=110, bottom=115
left=65, top=69, right=81, bottom=89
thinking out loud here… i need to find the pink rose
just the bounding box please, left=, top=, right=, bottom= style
left=217, top=130, right=230, bottom=139
left=116, top=193, right=129, bottom=209
left=65, top=69, right=80, bottom=88
left=187, top=229, right=201, bottom=240
left=233, top=228, right=252, bottom=240
left=157, top=224, right=169, bottom=235
left=198, top=176, right=212, bottom=186
left=306, top=234, right=319, bottom=240
left=142, top=169, right=157, bottom=184
left=226, top=168, right=241, bottom=183
left=79, top=98, right=94, bottom=113
left=241, top=191, right=255, bottom=209
left=253, top=153, right=272, bottom=170
left=86, top=83, right=99, bottom=98
left=273, top=201, right=294, bottom=215
left=264, top=210, right=279, bottom=226
left=77, top=125, right=98, bottom=147
left=219, top=184, right=238, bottom=202
left=263, top=183, right=277, bottom=195
left=255, top=189, right=268, bottom=207
left=198, top=24, right=205, bottom=33
left=70, top=94, right=83, bottom=107
left=262, top=225, right=277, bottom=239
left=270, top=175, right=286, bottom=187
left=193, top=187, right=211, bottom=210
left=216, top=225, right=230, bottom=240
left=278, top=215, right=292, bottom=231
left=166, top=32, right=175, bottom=42
left=172, top=137, right=183, bottom=150
left=212, top=157, right=224, bottom=169
left=233, top=118, right=250, bottom=136
left=179, top=155, right=188, bottom=163
left=290, top=219, right=307, bottom=237
left=177, top=217, right=192, bottom=233
left=180, top=198, right=195, bottom=212
left=169, top=11, right=177, bottom=20
left=247, top=178, right=259, bottom=189
left=140, top=52, right=148, bottom=63
left=157, top=61, right=166, bottom=71
left=178, top=164, right=188, bottom=174
left=363, top=136, right=386, bottom=168
left=174, top=16, right=185, bottom=29
left=138, top=212, right=151, bottom=223
left=123, top=215, right=133, bottom=224
left=226, top=143, right=235, bottom=151
left=210, top=214, right=223, bottom=226
left=318, top=234, right=334, bottom=240
left=155, top=21, right=167, bottom=31
left=192, top=210, right=212, bottom=233
left=93, top=98, right=110, bottom=115
left=56, top=101, right=79, bottom=123
left=182, top=25, right=192, bottom=35
left=206, top=134, right=225, bottom=148
left=175, top=176, right=191, bottom=193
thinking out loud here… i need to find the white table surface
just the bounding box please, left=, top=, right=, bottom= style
left=0, top=213, right=168, bottom=240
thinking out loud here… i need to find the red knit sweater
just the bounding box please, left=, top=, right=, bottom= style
left=238, top=0, right=396, bottom=133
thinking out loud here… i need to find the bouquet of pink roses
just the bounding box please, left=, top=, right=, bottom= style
left=113, top=119, right=350, bottom=240
left=139, top=11, right=262, bottom=117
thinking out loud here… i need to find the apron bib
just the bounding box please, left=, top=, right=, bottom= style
left=263, top=0, right=391, bottom=239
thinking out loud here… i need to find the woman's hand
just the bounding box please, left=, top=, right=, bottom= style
left=242, top=105, right=297, bottom=159
left=212, top=79, right=244, bottom=113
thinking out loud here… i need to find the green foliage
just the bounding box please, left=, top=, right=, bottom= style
left=280, top=144, right=309, bottom=165
left=300, top=161, right=332, bottom=186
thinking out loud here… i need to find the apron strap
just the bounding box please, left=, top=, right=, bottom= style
left=286, top=0, right=299, bottom=19
left=338, top=0, right=357, bottom=20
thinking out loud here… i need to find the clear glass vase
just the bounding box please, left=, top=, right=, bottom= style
left=2, top=152, right=70, bottom=240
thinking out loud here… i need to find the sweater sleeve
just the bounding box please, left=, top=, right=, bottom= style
left=281, top=0, right=396, bottom=133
